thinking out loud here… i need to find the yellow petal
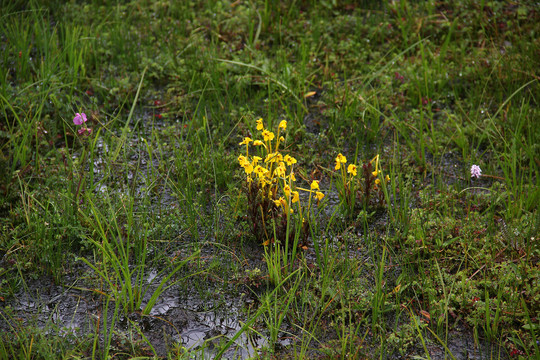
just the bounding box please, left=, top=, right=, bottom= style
left=283, top=185, right=291, bottom=196
left=238, top=155, right=247, bottom=166
left=284, top=154, right=297, bottom=165
left=256, top=118, right=264, bottom=131
left=262, top=130, right=275, bottom=141
left=252, top=156, right=262, bottom=165
left=336, top=153, right=347, bottom=164
left=239, top=137, right=252, bottom=145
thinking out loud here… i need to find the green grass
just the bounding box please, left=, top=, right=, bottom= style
left=0, top=0, right=538, bottom=359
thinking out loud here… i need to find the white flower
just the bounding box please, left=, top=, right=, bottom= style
left=470, top=165, right=482, bottom=178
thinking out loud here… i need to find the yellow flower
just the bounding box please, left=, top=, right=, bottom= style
left=335, top=153, right=347, bottom=170
left=315, top=191, right=324, bottom=201
left=262, top=129, right=275, bottom=142
left=370, top=154, right=380, bottom=177
left=239, top=137, right=252, bottom=146
left=273, top=198, right=282, bottom=207
left=254, top=165, right=266, bottom=177
left=292, top=191, right=300, bottom=203
left=253, top=140, right=264, bottom=146
left=375, top=178, right=381, bottom=185
left=385, top=174, right=391, bottom=183
left=310, top=180, right=320, bottom=191
left=259, top=177, right=269, bottom=187
left=252, top=156, right=262, bottom=166
left=238, top=155, right=248, bottom=166
left=244, top=163, right=254, bottom=174
left=283, top=185, right=291, bottom=197
left=256, top=118, right=264, bottom=131
left=347, top=164, right=357, bottom=177
left=274, top=162, right=286, bottom=177
left=284, top=154, right=297, bottom=166
left=265, top=152, right=281, bottom=163
left=288, top=172, right=296, bottom=182
left=279, top=120, right=287, bottom=130
left=279, top=136, right=285, bottom=142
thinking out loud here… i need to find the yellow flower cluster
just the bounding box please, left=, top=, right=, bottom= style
left=333, top=152, right=391, bottom=215
left=369, top=154, right=391, bottom=185
left=334, top=153, right=390, bottom=187
left=238, top=118, right=325, bottom=216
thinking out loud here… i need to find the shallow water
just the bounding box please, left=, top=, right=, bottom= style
left=0, top=267, right=266, bottom=359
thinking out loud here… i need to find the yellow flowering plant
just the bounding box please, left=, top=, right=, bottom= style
left=238, top=118, right=324, bottom=247
left=333, top=153, right=390, bottom=217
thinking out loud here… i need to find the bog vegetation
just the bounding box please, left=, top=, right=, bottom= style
left=0, top=0, right=538, bottom=359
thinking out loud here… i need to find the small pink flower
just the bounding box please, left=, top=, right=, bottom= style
left=73, top=113, right=87, bottom=125
left=470, top=165, right=482, bottom=178
left=77, top=128, right=92, bottom=136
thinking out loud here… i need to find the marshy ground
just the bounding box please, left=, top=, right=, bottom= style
left=0, top=1, right=538, bottom=359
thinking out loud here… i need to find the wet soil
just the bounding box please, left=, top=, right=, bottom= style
left=0, top=262, right=266, bottom=359
left=0, top=116, right=510, bottom=359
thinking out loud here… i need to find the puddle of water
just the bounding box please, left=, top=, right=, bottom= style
left=146, top=269, right=159, bottom=284
left=176, top=310, right=267, bottom=359
left=0, top=268, right=267, bottom=359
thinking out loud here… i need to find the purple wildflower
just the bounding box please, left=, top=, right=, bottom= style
left=73, top=113, right=87, bottom=125
left=73, top=112, right=92, bottom=136
left=470, top=165, right=482, bottom=179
